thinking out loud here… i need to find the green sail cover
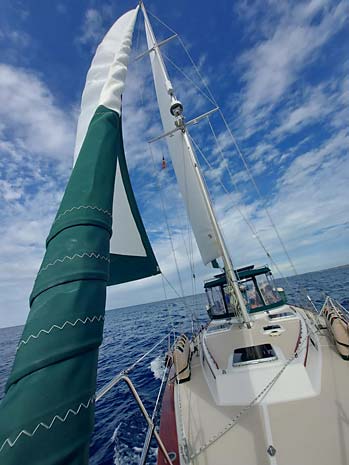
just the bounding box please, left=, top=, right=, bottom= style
left=0, top=104, right=159, bottom=463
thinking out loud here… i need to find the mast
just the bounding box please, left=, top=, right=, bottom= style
left=141, top=3, right=251, bottom=327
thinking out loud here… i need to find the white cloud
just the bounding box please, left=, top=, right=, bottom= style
left=0, top=180, right=23, bottom=201
left=274, top=90, right=328, bottom=136
left=77, top=9, right=104, bottom=48
left=0, top=28, right=31, bottom=48
left=76, top=5, right=117, bottom=51
left=0, top=25, right=33, bottom=65
left=0, top=64, right=75, bottom=163
left=1, top=1, right=348, bottom=329
left=239, top=0, right=348, bottom=116
left=278, top=129, right=349, bottom=188
left=0, top=64, right=75, bottom=327
left=271, top=72, right=349, bottom=140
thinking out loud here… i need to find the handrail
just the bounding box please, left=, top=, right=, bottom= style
left=96, top=333, right=170, bottom=400
left=97, top=374, right=173, bottom=464
left=139, top=355, right=172, bottom=465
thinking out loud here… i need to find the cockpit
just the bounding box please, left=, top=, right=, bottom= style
left=204, top=265, right=286, bottom=320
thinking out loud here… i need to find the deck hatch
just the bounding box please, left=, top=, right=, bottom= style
left=264, top=324, right=281, bottom=331
left=263, top=324, right=284, bottom=335
left=269, top=311, right=295, bottom=320
left=207, top=321, right=232, bottom=334
left=232, top=343, right=277, bottom=367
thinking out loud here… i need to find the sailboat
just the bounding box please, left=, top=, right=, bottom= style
left=0, top=3, right=348, bottom=465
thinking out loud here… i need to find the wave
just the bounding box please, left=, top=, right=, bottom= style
left=150, top=355, right=165, bottom=380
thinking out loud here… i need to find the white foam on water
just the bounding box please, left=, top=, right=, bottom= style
left=149, top=446, right=158, bottom=459
left=112, top=423, right=124, bottom=465
left=112, top=423, right=141, bottom=465
left=150, top=355, right=165, bottom=380
left=111, top=423, right=121, bottom=443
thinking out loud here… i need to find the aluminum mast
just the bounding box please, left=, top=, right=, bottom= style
left=141, top=2, right=251, bottom=327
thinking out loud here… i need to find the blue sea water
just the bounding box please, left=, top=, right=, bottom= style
left=0, top=265, right=348, bottom=464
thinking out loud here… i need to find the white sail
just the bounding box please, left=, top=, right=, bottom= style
left=144, top=17, right=221, bottom=266
left=74, top=7, right=139, bottom=158
left=74, top=7, right=148, bottom=259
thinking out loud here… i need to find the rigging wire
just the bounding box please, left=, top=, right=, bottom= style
left=189, top=131, right=305, bottom=307
left=133, top=22, right=177, bottom=336
left=148, top=142, right=186, bottom=298
left=205, top=119, right=294, bottom=287
left=132, top=19, right=195, bottom=317
left=162, top=140, right=195, bottom=302
left=96, top=332, right=171, bottom=401
left=147, top=8, right=298, bottom=278
left=145, top=8, right=311, bottom=309
left=149, top=130, right=201, bottom=331
left=162, top=52, right=216, bottom=107
left=178, top=134, right=199, bottom=330
left=161, top=271, right=176, bottom=341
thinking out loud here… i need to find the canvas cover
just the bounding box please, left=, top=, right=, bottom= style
left=0, top=7, right=159, bottom=464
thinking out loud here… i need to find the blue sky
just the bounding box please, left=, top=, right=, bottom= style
left=0, top=0, right=348, bottom=327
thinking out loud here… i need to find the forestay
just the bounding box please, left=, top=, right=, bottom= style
left=144, top=13, right=222, bottom=266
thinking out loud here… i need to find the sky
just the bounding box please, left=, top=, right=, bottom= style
left=0, top=0, right=348, bottom=327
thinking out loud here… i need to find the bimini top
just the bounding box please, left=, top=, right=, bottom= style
left=204, top=265, right=271, bottom=289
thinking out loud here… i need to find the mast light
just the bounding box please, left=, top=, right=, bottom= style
left=170, top=99, right=184, bottom=117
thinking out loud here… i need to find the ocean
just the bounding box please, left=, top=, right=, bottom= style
left=0, top=265, right=348, bottom=464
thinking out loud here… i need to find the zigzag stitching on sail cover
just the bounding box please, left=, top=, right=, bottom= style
left=17, top=315, right=105, bottom=349
left=38, top=252, right=110, bottom=274
left=0, top=396, right=95, bottom=452
left=54, top=205, right=112, bottom=223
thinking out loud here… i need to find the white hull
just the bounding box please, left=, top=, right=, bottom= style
left=171, top=306, right=349, bottom=465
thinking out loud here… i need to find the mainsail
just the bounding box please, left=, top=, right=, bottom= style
left=142, top=7, right=250, bottom=324
left=0, top=6, right=159, bottom=464
left=143, top=9, right=222, bottom=266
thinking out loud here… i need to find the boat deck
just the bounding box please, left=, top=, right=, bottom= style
left=205, top=310, right=300, bottom=370
left=175, top=322, right=349, bottom=465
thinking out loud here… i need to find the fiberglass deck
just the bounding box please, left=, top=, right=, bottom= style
left=175, top=326, right=349, bottom=465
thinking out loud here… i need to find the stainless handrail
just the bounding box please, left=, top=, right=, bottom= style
left=139, top=354, right=172, bottom=465
left=96, top=334, right=170, bottom=401
left=96, top=374, right=173, bottom=464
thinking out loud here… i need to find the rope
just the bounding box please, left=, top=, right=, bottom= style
left=132, top=31, right=180, bottom=339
